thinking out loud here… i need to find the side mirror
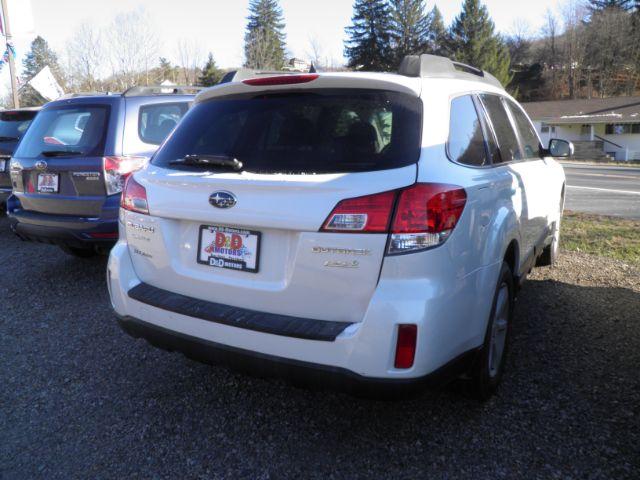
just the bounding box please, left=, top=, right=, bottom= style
left=548, top=139, right=574, bottom=158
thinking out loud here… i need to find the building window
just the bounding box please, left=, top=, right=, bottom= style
left=605, top=123, right=640, bottom=135
left=541, top=123, right=549, bottom=133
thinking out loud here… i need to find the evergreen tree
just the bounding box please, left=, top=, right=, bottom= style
left=588, top=0, right=634, bottom=10
left=244, top=0, right=286, bottom=69
left=198, top=53, right=224, bottom=86
left=344, top=0, right=393, bottom=71
left=21, top=36, right=65, bottom=106
left=426, top=6, right=447, bottom=56
left=447, top=0, right=511, bottom=86
left=158, top=57, right=178, bottom=83
left=389, top=0, right=430, bottom=67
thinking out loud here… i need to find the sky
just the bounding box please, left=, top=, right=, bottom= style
left=1, top=0, right=567, bottom=95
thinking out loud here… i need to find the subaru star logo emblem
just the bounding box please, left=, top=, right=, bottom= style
left=209, top=191, right=237, bottom=209
left=35, top=160, right=48, bottom=171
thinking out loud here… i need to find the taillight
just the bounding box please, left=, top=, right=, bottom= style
left=121, top=176, right=149, bottom=215
left=242, top=74, right=319, bottom=86
left=320, top=183, right=466, bottom=254
left=394, top=324, right=417, bottom=369
left=320, top=190, right=396, bottom=233
left=388, top=183, right=466, bottom=254
left=103, top=156, right=148, bottom=196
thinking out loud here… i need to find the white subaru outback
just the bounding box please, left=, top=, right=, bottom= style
left=108, top=55, right=570, bottom=399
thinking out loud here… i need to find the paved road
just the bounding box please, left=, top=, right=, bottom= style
left=561, top=162, right=640, bottom=219
left=1, top=214, right=639, bottom=479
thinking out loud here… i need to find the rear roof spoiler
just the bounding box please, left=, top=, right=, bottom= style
left=220, top=65, right=318, bottom=84
left=398, top=54, right=503, bottom=89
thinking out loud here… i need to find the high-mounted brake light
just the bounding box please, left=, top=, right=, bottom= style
left=320, top=183, right=466, bottom=254
left=103, top=155, right=148, bottom=196
left=121, top=176, right=149, bottom=215
left=242, top=74, right=319, bottom=86
left=394, top=324, right=417, bottom=369
left=320, top=190, right=396, bottom=233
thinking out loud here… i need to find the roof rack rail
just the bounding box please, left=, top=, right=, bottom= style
left=58, top=92, right=113, bottom=99
left=122, top=85, right=205, bottom=97
left=398, top=54, right=502, bottom=88
left=220, top=66, right=317, bottom=84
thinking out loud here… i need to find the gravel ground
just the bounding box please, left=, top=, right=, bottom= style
left=1, top=214, right=639, bottom=479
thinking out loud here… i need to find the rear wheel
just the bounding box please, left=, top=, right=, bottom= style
left=59, top=245, right=97, bottom=258
left=470, top=262, right=514, bottom=401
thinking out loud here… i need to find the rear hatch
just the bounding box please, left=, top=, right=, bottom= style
left=11, top=102, right=113, bottom=216
left=126, top=79, right=423, bottom=323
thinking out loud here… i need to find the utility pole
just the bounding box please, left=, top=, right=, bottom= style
left=0, top=0, right=19, bottom=108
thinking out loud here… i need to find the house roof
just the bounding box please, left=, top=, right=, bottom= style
left=521, top=96, right=640, bottom=124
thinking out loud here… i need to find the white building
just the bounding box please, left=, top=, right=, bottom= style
left=522, top=96, right=640, bottom=161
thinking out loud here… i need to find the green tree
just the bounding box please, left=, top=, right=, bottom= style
left=244, top=0, right=286, bottom=69
left=426, top=6, right=447, bottom=55
left=157, top=57, right=179, bottom=83
left=447, top=0, right=511, bottom=86
left=21, top=36, right=65, bottom=106
left=344, top=0, right=393, bottom=71
left=198, top=53, right=224, bottom=86
left=389, top=0, right=430, bottom=67
left=588, top=0, right=634, bottom=10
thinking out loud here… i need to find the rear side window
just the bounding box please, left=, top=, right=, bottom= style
left=448, top=95, right=488, bottom=166
left=14, top=105, right=110, bottom=158
left=480, top=94, right=521, bottom=163
left=505, top=100, right=541, bottom=159
left=0, top=111, right=37, bottom=139
left=138, top=102, right=189, bottom=145
left=152, top=90, right=423, bottom=174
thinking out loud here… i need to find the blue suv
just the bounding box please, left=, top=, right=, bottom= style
left=7, top=86, right=198, bottom=256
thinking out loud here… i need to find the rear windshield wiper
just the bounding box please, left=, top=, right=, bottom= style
left=0, top=136, right=18, bottom=141
left=169, top=154, right=243, bottom=171
left=40, top=150, right=84, bottom=157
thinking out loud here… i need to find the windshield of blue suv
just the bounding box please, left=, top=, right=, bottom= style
left=0, top=111, right=37, bottom=140
left=152, top=89, right=422, bottom=174
left=14, top=104, right=110, bottom=158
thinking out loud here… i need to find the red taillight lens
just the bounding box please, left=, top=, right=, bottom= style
left=388, top=183, right=466, bottom=254
left=320, top=190, right=396, bottom=233
left=320, top=183, right=466, bottom=253
left=394, top=324, right=417, bottom=369
left=243, top=74, right=319, bottom=86
left=121, top=176, right=149, bottom=215
left=103, top=156, right=148, bottom=196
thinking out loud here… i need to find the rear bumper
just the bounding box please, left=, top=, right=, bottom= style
left=117, top=314, right=477, bottom=397
left=108, top=239, right=497, bottom=389
left=8, top=208, right=118, bottom=247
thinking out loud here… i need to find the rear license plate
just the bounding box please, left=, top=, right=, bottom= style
left=198, top=225, right=261, bottom=273
left=37, top=173, right=59, bottom=193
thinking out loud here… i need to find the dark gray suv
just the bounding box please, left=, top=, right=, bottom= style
left=7, top=86, right=199, bottom=256
left=0, top=107, right=40, bottom=206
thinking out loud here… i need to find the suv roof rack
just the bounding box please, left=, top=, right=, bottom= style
left=58, top=92, right=115, bottom=99
left=398, top=54, right=503, bottom=88
left=122, top=85, right=204, bottom=97
left=220, top=66, right=316, bottom=84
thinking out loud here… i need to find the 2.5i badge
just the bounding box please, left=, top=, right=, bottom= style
left=197, top=225, right=261, bottom=273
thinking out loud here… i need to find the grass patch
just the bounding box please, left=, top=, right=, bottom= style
left=562, top=211, right=640, bottom=264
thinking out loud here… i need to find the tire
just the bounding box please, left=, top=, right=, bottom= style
left=470, top=261, right=514, bottom=401
left=59, top=245, right=97, bottom=258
